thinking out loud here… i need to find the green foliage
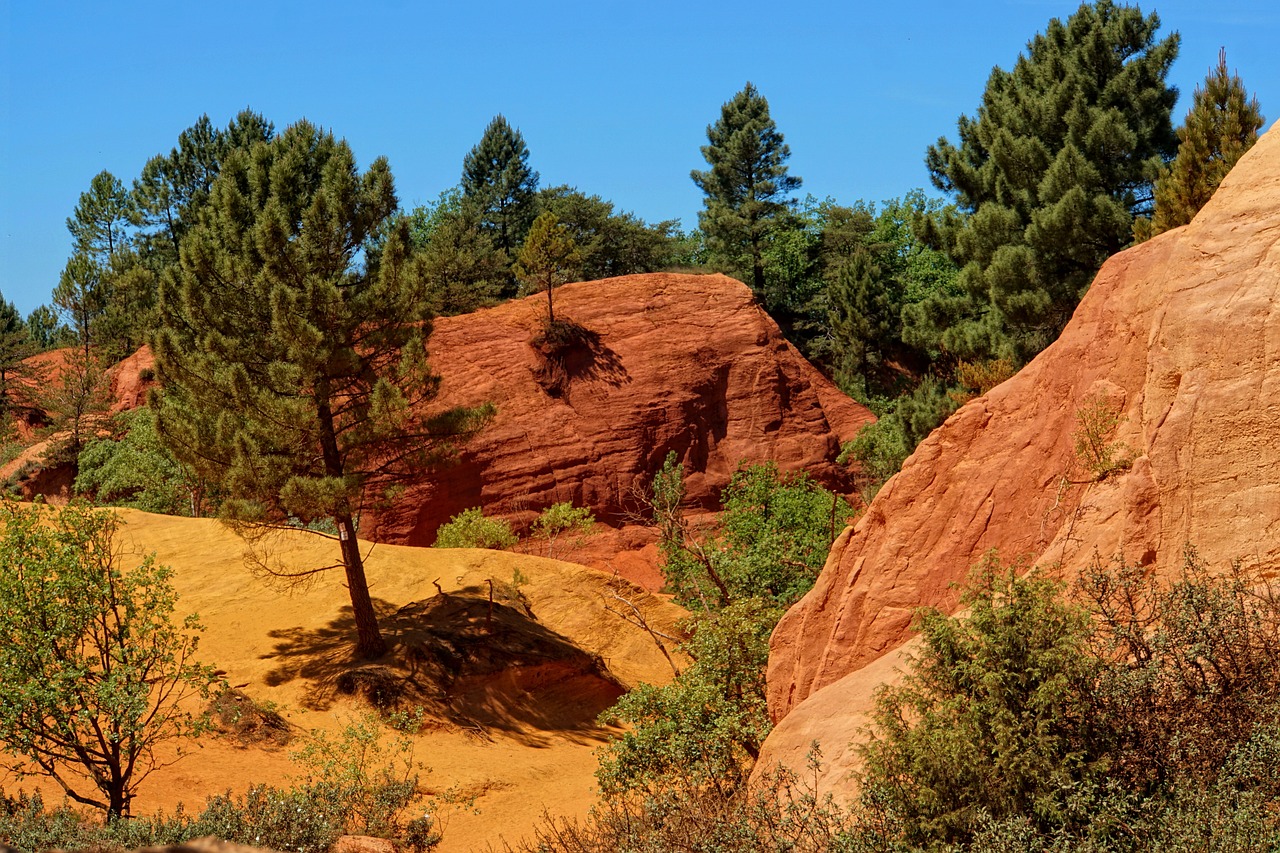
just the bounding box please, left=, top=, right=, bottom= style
left=518, top=751, right=860, bottom=852
left=75, top=407, right=214, bottom=516
left=66, top=170, right=133, bottom=260
left=1143, top=48, right=1265, bottom=238
left=153, top=119, right=492, bottom=659
left=432, top=506, right=518, bottom=550
left=410, top=190, right=510, bottom=315
left=288, top=712, right=424, bottom=840
left=1071, top=394, right=1132, bottom=480
left=0, top=502, right=219, bottom=819
left=859, top=548, right=1280, bottom=850
left=515, top=211, right=583, bottom=325
left=918, top=1, right=1179, bottom=363
left=840, top=377, right=956, bottom=497
left=598, top=461, right=852, bottom=794
left=461, top=114, right=539, bottom=254
left=1080, top=548, right=1280, bottom=791
left=597, top=598, right=779, bottom=794
left=862, top=554, right=1101, bottom=845
left=0, top=712, right=443, bottom=852
left=0, top=295, right=32, bottom=419
left=660, top=461, right=851, bottom=611
left=24, top=305, right=74, bottom=352
left=531, top=501, right=595, bottom=557
left=692, top=82, right=802, bottom=295
left=537, top=185, right=681, bottom=280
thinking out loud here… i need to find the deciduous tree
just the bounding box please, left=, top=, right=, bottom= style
left=0, top=502, right=217, bottom=820
left=154, top=120, right=490, bottom=660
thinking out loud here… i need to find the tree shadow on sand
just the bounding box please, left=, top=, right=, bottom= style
left=260, top=590, right=626, bottom=747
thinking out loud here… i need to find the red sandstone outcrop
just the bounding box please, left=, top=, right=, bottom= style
left=759, top=125, right=1280, bottom=792
left=369, top=273, right=873, bottom=545
left=106, top=344, right=156, bottom=412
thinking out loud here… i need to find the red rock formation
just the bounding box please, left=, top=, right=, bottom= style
left=368, top=273, right=873, bottom=545
left=760, top=125, right=1280, bottom=790
left=106, top=344, right=156, bottom=413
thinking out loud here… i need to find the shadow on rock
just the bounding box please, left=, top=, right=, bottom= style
left=529, top=319, right=629, bottom=398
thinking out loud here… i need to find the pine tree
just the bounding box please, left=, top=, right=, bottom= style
left=66, top=171, right=133, bottom=260
left=691, top=82, right=802, bottom=296
left=827, top=248, right=891, bottom=398
left=1144, top=48, right=1265, bottom=236
left=461, top=115, right=539, bottom=255
left=915, top=1, right=1179, bottom=363
left=514, top=211, right=582, bottom=325
left=0, top=296, right=31, bottom=420
left=133, top=110, right=275, bottom=264
left=153, top=121, right=491, bottom=660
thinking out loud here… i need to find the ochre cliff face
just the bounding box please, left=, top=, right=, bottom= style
left=369, top=273, right=873, bottom=544
left=760, top=125, right=1280, bottom=786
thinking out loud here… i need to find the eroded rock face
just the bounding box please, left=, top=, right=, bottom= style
left=760, top=125, right=1280, bottom=787
left=368, top=273, right=873, bottom=544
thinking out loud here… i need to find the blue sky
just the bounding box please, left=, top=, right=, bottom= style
left=1, top=0, right=1276, bottom=316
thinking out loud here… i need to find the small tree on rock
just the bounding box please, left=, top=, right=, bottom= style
left=515, top=211, right=582, bottom=326
left=1140, top=48, right=1265, bottom=238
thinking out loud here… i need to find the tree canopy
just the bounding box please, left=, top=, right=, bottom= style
left=514, top=211, right=582, bottom=325
left=914, top=0, right=1179, bottom=362
left=0, top=502, right=217, bottom=820
left=692, top=82, right=802, bottom=297
left=1143, top=48, right=1265, bottom=237
left=461, top=114, right=539, bottom=255
left=153, top=120, right=490, bottom=659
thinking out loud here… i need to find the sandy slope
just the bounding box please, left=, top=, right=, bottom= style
left=1, top=508, right=687, bottom=851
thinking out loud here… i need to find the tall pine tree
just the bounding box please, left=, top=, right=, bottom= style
left=154, top=121, right=490, bottom=659
left=1142, top=48, right=1264, bottom=237
left=692, top=82, right=801, bottom=296
left=461, top=115, right=539, bottom=255
left=914, top=1, right=1179, bottom=363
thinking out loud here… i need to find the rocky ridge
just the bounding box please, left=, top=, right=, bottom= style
left=369, top=273, right=873, bottom=545
left=759, top=124, right=1280, bottom=793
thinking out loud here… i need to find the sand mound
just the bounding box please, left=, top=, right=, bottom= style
left=3, top=508, right=687, bottom=852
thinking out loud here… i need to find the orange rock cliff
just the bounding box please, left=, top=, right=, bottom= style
left=759, top=123, right=1280, bottom=792
left=367, top=273, right=874, bottom=544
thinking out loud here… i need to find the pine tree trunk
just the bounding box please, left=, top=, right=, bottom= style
left=338, top=512, right=387, bottom=659
left=315, top=382, right=388, bottom=660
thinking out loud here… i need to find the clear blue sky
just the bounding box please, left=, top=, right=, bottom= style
left=1, top=0, right=1275, bottom=316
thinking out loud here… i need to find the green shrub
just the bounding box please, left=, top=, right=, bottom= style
left=531, top=501, right=595, bottom=556
left=433, top=506, right=518, bottom=549
left=0, top=712, right=440, bottom=853
left=511, top=750, right=861, bottom=853
left=859, top=548, right=1280, bottom=850
left=1072, top=395, right=1133, bottom=480
left=861, top=553, right=1101, bottom=846
left=659, top=461, right=851, bottom=610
